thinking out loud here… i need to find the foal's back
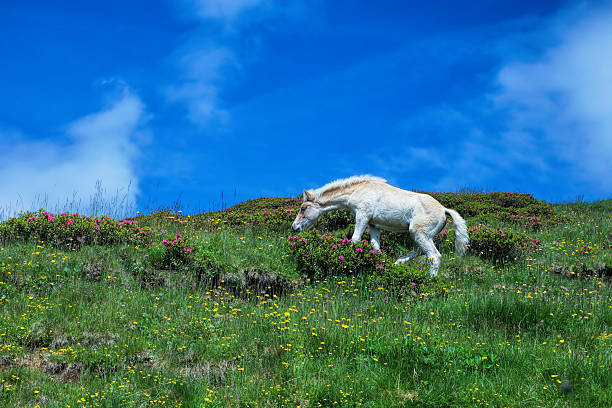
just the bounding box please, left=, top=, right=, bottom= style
left=348, top=181, right=446, bottom=231
left=351, top=181, right=445, bottom=212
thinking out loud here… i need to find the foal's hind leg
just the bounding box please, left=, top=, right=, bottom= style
left=413, top=233, right=442, bottom=277
left=398, top=215, right=444, bottom=276
left=394, top=247, right=422, bottom=265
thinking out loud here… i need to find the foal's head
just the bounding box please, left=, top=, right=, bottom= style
left=291, top=190, right=323, bottom=232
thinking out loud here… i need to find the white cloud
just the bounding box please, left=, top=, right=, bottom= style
left=169, top=0, right=312, bottom=127
left=431, top=131, right=551, bottom=193
left=168, top=0, right=275, bottom=126
left=188, top=0, right=266, bottom=21
left=373, top=3, right=612, bottom=200
left=367, top=145, right=447, bottom=175
left=494, top=4, right=612, bottom=194
left=166, top=47, right=237, bottom=126
left=0, top=90, right=147, bottom=219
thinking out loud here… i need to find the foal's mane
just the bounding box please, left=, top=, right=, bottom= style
left=311, top=175, right=387, bottom=199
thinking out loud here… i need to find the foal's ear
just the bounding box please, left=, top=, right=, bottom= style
left=303, top=190, right=315, bottom=202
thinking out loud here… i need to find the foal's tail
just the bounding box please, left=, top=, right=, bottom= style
left=445, top=208, right=469, bottom=257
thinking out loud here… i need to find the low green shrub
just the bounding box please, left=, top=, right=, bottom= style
left=315, top=210, right=353, bottom=231
left=428, top=192, right=471, bottom=209
left=287, top=230, right=386, bottom=279
left=191, top=240, right=228, bottom=285
left=132, top=198, right=302, bottom=234
left=429, top=191, right=553, bottom=220
left=512, top=203, right=554, bottom=218
left=498, top=212, right=545, bottom=230
left=148, top=233, right=194, bottom=269
left=465, top=225, right=542, bottom=262
left=469, top=212, right=545, bottom=231
left=454, top=202, right=507, bottom=218
left=433, top=227, right=457, bottom=254
left=192, top=197, right=300, bottom=232
left=370, top=263, right=428, bottom=291
left=0, top=210, right=154, bottom=248
left=126, top=234, right=227, bottom=287
left=133, top=192, right=557, bottom=237
left=487, top=192, right=542, bottom=208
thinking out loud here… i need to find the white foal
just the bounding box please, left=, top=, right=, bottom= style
left=291, top=175, right=469, bottom=277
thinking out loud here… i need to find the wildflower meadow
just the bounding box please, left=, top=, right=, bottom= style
left=0, top=193, right=610, bottom=407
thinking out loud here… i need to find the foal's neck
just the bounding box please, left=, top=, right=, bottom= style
left=317, top=189, right=351, bottom=211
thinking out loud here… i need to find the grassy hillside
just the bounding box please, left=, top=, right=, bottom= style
left=0, top=193, right=610, bottom=407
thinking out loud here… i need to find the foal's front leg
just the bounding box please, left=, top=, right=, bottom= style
left=351, top=215, right=368, bottom=244
left=369, top=226, right=381, bottom=251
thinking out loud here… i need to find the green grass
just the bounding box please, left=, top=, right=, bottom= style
left=0, top=198, right=610, bottom=407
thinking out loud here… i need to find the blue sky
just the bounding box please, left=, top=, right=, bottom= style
left=1, top=0, right=611, bottom=217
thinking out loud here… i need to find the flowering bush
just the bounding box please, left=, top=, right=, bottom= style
left=465, top=226, right=542, bottom=261
left=287, top=230, right=386, bottom=279
left=147, top=234, right=224, bottom=272
left=488, top=192, right=542, bottom=208
left=499, top=213, right=544, bottom=230
left=370, top=263, right=428, bottom=291
left=433, top=227, right=457, bottom=254
left=128, top=235, right=225, bottom=287
left=148, top=233, right=194, bottom=269
left=0, top=210, right=154, bottom=248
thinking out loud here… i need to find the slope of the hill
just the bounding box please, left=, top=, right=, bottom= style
left=0, top=193, right=610, bottom=407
